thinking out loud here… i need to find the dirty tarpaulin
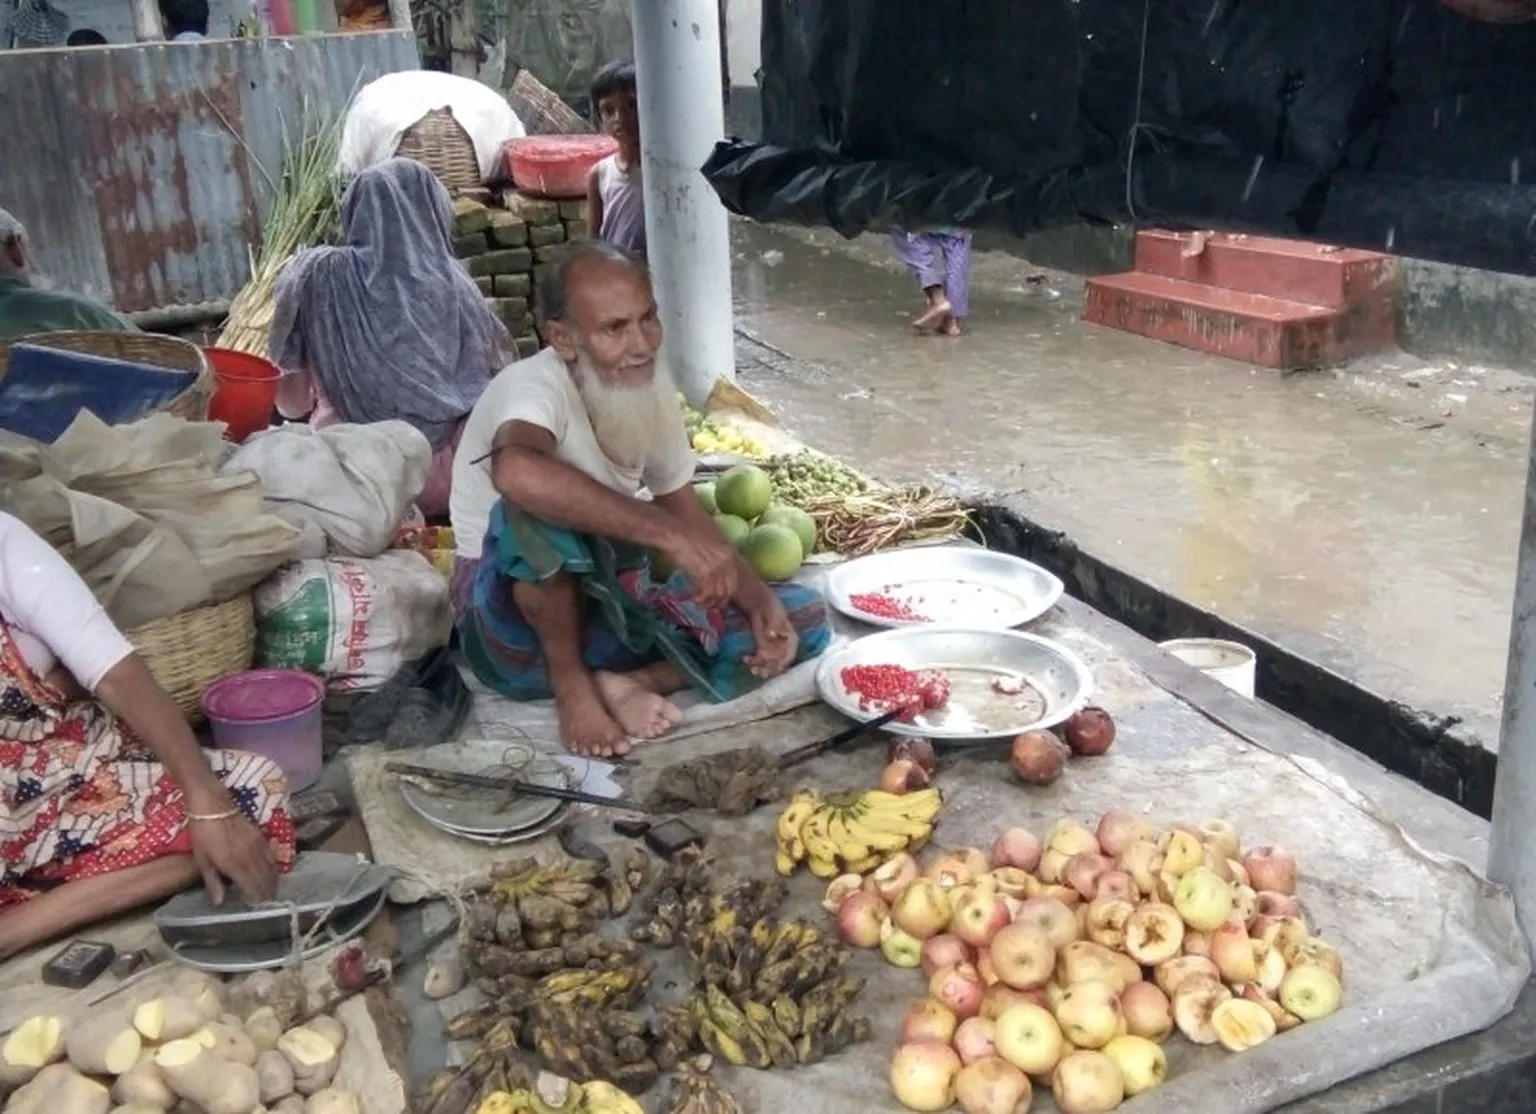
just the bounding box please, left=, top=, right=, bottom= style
left=705, top=0, right=1536, bottom=276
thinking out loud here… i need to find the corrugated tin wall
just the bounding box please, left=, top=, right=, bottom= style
left=0, top=32, right=420, bottom=315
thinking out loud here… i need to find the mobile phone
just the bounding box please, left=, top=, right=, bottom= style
left=643, top=818, right=705, bottom=858
left=42, top=939, right=116, bottom=988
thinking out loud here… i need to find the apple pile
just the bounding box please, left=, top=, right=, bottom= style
left=821, top=811, right=1345, bottom=1113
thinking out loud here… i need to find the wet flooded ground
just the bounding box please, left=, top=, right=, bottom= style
left=729, top=220, right=1534, bottom=746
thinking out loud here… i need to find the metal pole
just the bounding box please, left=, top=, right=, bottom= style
left=631, top=0, right=736, bottom=405
left=1488, top=396, right=1536, bottom=966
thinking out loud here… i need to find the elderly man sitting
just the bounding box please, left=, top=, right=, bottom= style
left=451, top=242, right=831, bottom=756
left=0, top=207, right=137, bottom=342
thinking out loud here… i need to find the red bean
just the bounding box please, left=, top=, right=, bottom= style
left=850, top=591, right=929, bottom=622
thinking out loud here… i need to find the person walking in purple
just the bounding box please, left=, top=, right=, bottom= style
left=890, top=225, right=973, bottom=336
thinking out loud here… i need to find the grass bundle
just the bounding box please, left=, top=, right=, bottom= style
left=216, top=106, right=345, bottom=356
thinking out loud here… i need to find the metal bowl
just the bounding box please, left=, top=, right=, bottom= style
left=823, top=546, right=1064, bottom=630
left=816, top=627, right=1093, bottom=741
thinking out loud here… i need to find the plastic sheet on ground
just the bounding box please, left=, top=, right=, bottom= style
left=364, top=596, right=1523, bottom=1110
left=706, top=0, right=1536, bottom=276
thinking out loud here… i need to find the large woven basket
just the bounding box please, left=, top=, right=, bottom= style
left=394, top=108, right=481, bottom=196
left=0, top=330, right=213, bottom=424
left=126, top=594, right=256, bottom=725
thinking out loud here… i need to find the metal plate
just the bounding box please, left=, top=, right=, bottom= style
left=163, top=888, right=388, bottom=975
left=816, top=628, right=1093, bottom=741
left=823, top=546, right=1064, bottom=630
left=155, top=851, right=392, bottom=946
left=415, top=803, right=572, bottom=846
left=397, top=740, right=569, bottom=836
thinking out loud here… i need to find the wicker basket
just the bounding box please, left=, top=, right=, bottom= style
left=394, top=108, right=481, bottom=196
left=0, top=331, right=213, bottom=423
left=126, top=594, right=256, bottom=724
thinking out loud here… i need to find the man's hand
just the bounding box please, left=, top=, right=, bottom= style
left=666, top=524, right=739, bottom=609
left=745, top=594, right=799, bottom=679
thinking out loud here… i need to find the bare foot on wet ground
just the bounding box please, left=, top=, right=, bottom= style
left=913, top=298, right=952, bottom=332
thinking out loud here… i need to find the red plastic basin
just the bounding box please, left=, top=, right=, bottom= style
left=205, top=347, right=280, bottom=444
left=504, top=135, right=619, bottom=199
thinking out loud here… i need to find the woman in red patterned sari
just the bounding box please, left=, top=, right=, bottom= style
left=0, top=512, right=295, bottom=959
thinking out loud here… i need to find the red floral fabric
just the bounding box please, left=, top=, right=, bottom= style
left=0, top=617, right=295, bottom=907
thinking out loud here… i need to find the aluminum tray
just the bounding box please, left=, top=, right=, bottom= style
left=165, top=889, right=388, bottom=974
left=823, top=546, right=1064, bottom=630
left=816, top=627, right=1093, bottom=741
left=397, top=740, right=568, bottom=837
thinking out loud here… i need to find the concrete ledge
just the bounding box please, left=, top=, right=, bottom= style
left=971, top=503, right=1500, bottom=818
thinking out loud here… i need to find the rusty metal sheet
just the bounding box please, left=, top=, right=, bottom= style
left=0, top=32, right=420, bottom=315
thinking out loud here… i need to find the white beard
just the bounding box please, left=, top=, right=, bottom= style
left=572, top=350, right=679, bottom=469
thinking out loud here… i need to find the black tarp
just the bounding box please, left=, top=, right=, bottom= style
left=702, top=0, right=1536, bottom=275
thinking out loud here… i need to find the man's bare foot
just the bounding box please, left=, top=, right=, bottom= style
left=596, top=670, right=683, bottom=740
left=555, top=684, right=630, bottom=757
left=941, top=316, right=963, bottom=337
left=913, top=298, right=952, bottom=332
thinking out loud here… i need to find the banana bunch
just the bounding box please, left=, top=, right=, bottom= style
left=774, top=787, right=942, bottom=878
left=665, top=1056, right=741, bottom=1114
left=472, top=1076, right=645, bottom=1114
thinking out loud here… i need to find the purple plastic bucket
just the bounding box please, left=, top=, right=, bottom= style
left=203, top=669, right=326, bottom=793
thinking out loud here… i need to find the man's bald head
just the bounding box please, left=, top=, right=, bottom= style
left=537, top=240, right=662, bottom=388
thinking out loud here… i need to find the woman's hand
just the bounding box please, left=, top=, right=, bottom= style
left=185, top=788, right=278, bottom=905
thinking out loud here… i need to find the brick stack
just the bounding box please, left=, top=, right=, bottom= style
left=452, top=194, right=589, bottom=357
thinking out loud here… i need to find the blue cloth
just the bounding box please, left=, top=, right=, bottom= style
left=0, top=343, right=197, bottom=442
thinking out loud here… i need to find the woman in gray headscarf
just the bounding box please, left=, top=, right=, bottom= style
left=268, top=158, right=510, bottom=517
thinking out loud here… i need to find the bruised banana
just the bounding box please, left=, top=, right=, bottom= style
left=580, top=1080, right=646, bottom=1114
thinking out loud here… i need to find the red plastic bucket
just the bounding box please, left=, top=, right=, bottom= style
left=205, top=347, right=280, bottom=443
left=504, top=135, right=619, bottom=199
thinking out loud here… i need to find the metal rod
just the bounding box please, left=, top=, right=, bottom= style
left=383, top=761, right=642, bottom=812
left=777, top=707, right=906, bottom=769
left=1488, top=395, right=1536, bottom=966
left=632, top=0, right=736, bottom=405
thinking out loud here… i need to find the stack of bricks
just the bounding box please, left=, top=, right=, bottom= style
left=451, top=192, right=589, bottom=358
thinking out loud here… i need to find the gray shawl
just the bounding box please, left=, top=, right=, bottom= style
left=268, top=158, right=510, bottom=451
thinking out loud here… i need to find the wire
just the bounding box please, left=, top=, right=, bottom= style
left=1123, top=0, right=1155, bottom=223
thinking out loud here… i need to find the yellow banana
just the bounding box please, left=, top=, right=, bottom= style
left=826, top=811, right=873, bottom=864
left=799, top=807, right=839, bottom=862
left=580, top=1082, right=644, bottom=1114
left=774, top=847, right=797, bottom=877
left=843, top=852, right=881, bottom=874
left=841, top=814, right=912, bottom=851
left=775, top=796, right=818, bottom=843
left=806, top=854, right=839, bottom=879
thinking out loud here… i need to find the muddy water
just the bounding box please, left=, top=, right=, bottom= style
left=729, top=221, right=1533, bottom=745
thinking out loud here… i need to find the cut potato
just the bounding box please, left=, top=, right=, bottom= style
left=268, top=1099, right=305, bottom=1114
left=0, top=1015, right=68, bottom=1085
left=110, top=1054, right=175, bottom=1109
left=109, top=1106, right=168, bottom=1114
left=301, top=1019, right=345, bottom=1055
left=274, top=1029, right=337, bottom=1096
left=165, top=973, right=225, bottom=1026
left=199, top=1023, right=256, bottom=1067
left=65, top=1011, right=142, bottom=1077
left=302, top=1090, right=360, bottom=1114
left=133, top=999, right=207, bottom=1044
left=154, top=1039, right=260, bottom=1114
left=243, top=1010, right=283, bottom=1054
left=5, top=1063, right=110, bottom=1114
left=254, top=1052, right=294, bottom=1104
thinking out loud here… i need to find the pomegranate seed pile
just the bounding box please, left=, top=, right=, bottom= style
left=850, top=589, right=929, bottom=623
left=840, top=663, right=951, bottom=720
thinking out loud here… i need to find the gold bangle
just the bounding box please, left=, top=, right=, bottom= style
left=185, top=806, right=241, bottom=823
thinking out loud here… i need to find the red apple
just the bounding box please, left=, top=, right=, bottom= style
left=1062, top=706, right=1116, bottom=756
left=893, top=879, right=953, bottom=940
left=1013, top=898, right=1079, bottom=949
left=990, top=828, right=1043, bottom=872
left=952, top=890, right=1013, bottom=948
left=921, top=933, right=976, bottom=978
left=822, top=874, right=864, bottom=914
left=899, top=997, right=960, bottom=1045
left=1063, top=853, right=1114, bottom=901
left=980, top=984, right=1048, bottom=1021
left=891, top=1041, right=962, bottom=1112
left=881, top=758, right=932, bottom=795
left=926, top=854, right=979, bottom=891
left=954, top=1056, right=1031, bottom=1114
left=1094, top=809, right=1150, bottom=857
left=988, top=867, right=1032, bottom=900
left=1241, top=846, right=1298, bottom=895
left=953, top=1016, right=999, bottom=1065
left=1254, top=890, right=1302, bottom=919
left=1011, top=730, right=1069, bottom=785
left=836, top=890, right=889, bottom=948
left=1093, top=870, right=1136, bottom=904
left=930, top=963, right=986, bottom=1020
